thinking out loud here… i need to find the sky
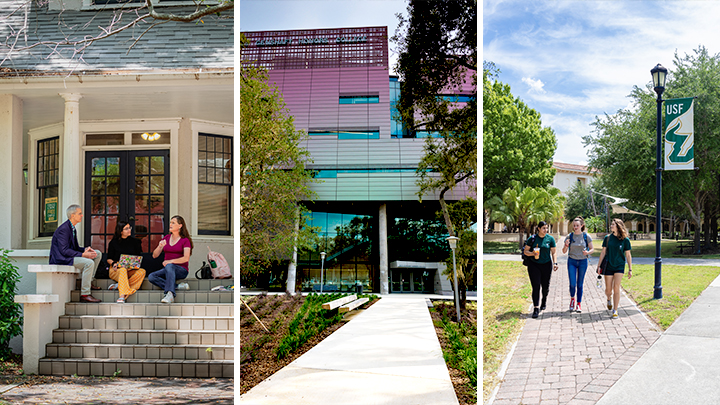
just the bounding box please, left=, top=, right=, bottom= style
left=483, top=0, right=720, bottom=166
left=240, top=0, right=408, bottom=73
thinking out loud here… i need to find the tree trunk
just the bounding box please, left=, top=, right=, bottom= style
left=705, top=200, right=712, bottom=250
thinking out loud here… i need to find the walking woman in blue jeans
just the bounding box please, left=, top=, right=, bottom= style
left=148, top=215, right=193, bottom=304
left=562, top=217, right=594, bottom=313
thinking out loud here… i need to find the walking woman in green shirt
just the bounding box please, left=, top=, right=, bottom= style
left=597, top=218, right=633, bottom=319
left=523, top=221, right=558, bottom=318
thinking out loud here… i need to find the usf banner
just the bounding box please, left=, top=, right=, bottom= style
left=664, top=97, right=694, bottom=170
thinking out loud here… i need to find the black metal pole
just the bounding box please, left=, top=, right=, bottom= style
left=654, top=92, right=663, bottom=299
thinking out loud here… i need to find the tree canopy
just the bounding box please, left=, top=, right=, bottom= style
left=584, top=46, right=720, bottom=250
left=392, top=0, right=476, bottom=310
left=240, top=63, right=317, bottom=276
left=485, top=181, right=565, bottom=249
left=483, top=63, right=557, bottom=201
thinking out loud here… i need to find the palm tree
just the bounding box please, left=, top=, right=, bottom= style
left=485, top=181, right=565, bottom=249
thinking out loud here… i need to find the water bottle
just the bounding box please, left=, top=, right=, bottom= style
left=597, top=274, right=602, bottom=288
left=209, top=259, right=217, bottom=269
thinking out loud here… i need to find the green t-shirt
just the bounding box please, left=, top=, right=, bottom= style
left=602, top=234, right=632, bottom=271
left=525, top=234, right=556, bottom=264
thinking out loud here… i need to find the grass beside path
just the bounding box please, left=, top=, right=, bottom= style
left=482, top=260, right=531, bottom=403
left=622, top=264, right=720, bottom=329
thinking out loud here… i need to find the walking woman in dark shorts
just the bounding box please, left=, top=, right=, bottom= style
left=597, top=218, right=632, bottom=319
left=523, top=221, right=558, bottom=318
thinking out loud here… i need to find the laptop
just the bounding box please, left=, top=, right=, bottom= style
left=118, top=254, right=143, bottom=269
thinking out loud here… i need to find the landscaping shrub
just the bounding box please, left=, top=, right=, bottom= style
left=275, top=293, right=346, bottom=360
left=0, top=249, right=23, bottom=360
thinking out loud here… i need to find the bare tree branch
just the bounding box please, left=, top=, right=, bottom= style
left=146, top=0, right=233, bottom=22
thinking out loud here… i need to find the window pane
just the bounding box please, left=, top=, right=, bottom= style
left=198, top=184, right=229, bottom=233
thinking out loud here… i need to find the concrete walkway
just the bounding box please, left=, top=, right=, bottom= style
left=596, top=271, right=720, bottom=404
left=239, top=295, right=459, bottom=405
left=487, top=255, right=662, bottom=405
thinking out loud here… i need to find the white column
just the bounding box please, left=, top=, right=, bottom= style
left=286, top=207, right=300, bottom=295
left=631, top=220, right=638, bottom=232
left=379, top=204, right=389, bottom=295
left=0, top=94, right=24, bottom=249
left=59, top=93, right=83, bottom=240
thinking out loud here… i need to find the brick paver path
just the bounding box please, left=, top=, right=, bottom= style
left=492, top=259, right=661, bottom=405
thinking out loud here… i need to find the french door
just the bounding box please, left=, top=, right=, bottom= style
left=84, top=150, right=170, bottom=253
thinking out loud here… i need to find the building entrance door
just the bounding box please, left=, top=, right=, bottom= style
left=84, top=150, right=170, bottom=253
left=391, top=269, right=434, bottom=293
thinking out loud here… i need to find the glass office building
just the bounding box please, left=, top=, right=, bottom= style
left=242, top=27, right=474, bottom=293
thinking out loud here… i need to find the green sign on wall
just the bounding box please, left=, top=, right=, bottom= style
left=45, top=197, right=58, bottom=223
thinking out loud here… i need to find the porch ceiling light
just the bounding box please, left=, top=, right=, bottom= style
left=141, top=132, right=161, bottom=141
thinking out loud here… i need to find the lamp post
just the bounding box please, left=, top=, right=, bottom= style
left=320, top=251, right=326, bottom=293
left=446, top=236, right=461, bottom=322
left=651, top=63, right=668, bottom=299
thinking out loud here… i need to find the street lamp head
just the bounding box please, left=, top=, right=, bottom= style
left=320, top=251, right=326, bottom=260
left=651, top=63, right=668, bottom=96
left=446, top=236, right=460, bottom=250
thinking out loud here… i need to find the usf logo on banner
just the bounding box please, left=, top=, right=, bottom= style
left=664, top=97, right=694, bottom=170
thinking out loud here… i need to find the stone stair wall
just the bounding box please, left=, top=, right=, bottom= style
left=37, top=278, right=234, bottom=377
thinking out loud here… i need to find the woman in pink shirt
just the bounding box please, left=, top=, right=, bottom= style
left=148, top=215, right=193, bottom=304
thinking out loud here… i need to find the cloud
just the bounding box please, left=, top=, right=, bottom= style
left=522, top=77, right=546, bottom=93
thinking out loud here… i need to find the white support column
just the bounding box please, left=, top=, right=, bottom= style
left=59, top=93, right=83, bottom=240
left=631, top=220, right=638, bottom=232
left=286, top=207, right=300, bottom=295
left=379, top=204, right=389, bottom=295
left=0, top=94, right=24, bottom=249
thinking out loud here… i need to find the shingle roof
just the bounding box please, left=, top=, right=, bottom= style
left=553, top=161, right=599, bottom=174
left=0, top=3, right=233, bottom=75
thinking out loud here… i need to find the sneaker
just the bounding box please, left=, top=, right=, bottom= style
left=108, top=283, right=119, bottom=290
left=569, top=297, right=575, bottom=311
left=177, top=282, right=190, bottom=290
left=540, top=300, right=547, bottom=311
left=612, top=310, right=618, bottom=319
left=532, top=308, right=539, bottom=318
left=161, top=292, right=174, bottom=304
left=607, top=299, right=613, bottom=310
left=576, top=302, right=582, bottom=313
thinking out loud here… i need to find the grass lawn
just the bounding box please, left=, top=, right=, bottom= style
left=484, top=238, right=720, bottom=259
left=622, top=264, right=720, bottom=329
left=482, top=260, right=531, bottom=403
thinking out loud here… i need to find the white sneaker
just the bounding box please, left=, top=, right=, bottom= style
left=161, top=292, right=174, bottom=304
left=177, top=282, right=189, bottom=290
left=612, top=310, right=618, bottom=319
left=607, top=299, right=613, bottom=311
left=108, top=283, right=118, bottom=290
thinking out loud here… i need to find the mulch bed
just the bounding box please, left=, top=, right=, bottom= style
left=239, top=293, right=378, bottom=395
left=429, top=301, right=478, bottom=405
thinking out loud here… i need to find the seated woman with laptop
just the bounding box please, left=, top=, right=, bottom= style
left=107, top=221, right=146, bottom=303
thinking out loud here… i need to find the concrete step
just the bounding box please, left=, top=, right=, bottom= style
left=38, top=358, right=233, bottom=378
left=58, top=315, right=233, bottom=331
left=84, top=278, right=234, bottom=291
left=70, top=290, right=234, bottom=304
left=45, top=343, right=233, bottom=361
left=51, top=328, right=233, bottom=345
left=64, top=302, right=234, bottom=317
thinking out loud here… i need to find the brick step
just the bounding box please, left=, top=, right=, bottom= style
left=70, top=290, right=233, bottom=304
left=52, top=328, right=233, bottom=345
left=38, top=358, right=233, bottom=378
left=84, top=278, right=233, bottom=291
left=64, top=302, right=233, bottom=317
left=58, top=315, right=233, bottom=331
left=45, top=343, right=233, bottom=361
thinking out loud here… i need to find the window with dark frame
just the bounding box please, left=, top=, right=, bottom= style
left=37, top=137, right=60, bottom=237
left=198, top=133, right=232, bottom=235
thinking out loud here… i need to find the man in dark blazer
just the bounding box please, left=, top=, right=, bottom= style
left=50, top=204, right=102, bottom=303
